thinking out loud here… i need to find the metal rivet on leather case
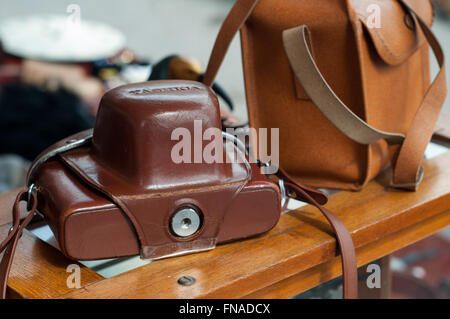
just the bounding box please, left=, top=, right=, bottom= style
left=171, top=207, right=201, bottom=237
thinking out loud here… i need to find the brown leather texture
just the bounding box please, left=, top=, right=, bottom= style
left=235, top=0, right=437, bottom=190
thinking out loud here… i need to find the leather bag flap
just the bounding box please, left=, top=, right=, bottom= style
left=350, top=0, right=433, bottom=66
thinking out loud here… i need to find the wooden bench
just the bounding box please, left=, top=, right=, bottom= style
left=1, top=144, right=449, bottom=299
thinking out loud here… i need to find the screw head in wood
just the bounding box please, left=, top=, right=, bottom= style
left=177, top=275, right=196, bottom=286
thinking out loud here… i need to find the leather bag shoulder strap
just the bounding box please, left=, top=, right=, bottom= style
left=391, top=1, right=446, bottom=189
left=203, top=0, right=259, bottom=87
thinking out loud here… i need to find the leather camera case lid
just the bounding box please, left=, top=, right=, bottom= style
left=34, top=80, right=282, bottom=260
left=88, top=80, right=231, bottom=190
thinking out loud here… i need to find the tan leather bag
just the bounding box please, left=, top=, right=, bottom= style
left=203, top=0, right=447, bottom=191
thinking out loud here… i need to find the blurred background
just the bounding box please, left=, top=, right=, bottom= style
left=0, top=0, right=449, bottom=298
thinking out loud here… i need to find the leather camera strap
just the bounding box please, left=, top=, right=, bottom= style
left=0, top=190, right=37, bottom=299
left=271, top=167, right=358, bottom=299
left=202, top=0, right=447, bottom=191
left=284, top=184, right=358, bottom=298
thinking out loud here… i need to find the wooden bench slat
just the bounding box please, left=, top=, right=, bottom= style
left=244, top=209, right=450, bottom=298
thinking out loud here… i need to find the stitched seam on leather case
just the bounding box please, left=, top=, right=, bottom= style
left=119, top=181, right=248, bottom=200
left=60, top=153, right=250, bottom=199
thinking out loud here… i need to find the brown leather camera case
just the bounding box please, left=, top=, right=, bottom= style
left=34, top=81, right=282, bottom=260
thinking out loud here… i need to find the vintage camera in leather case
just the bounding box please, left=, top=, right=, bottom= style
left=1, top=80, right=358, bottom=299
left=32, top=80, right=282, bottom=260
